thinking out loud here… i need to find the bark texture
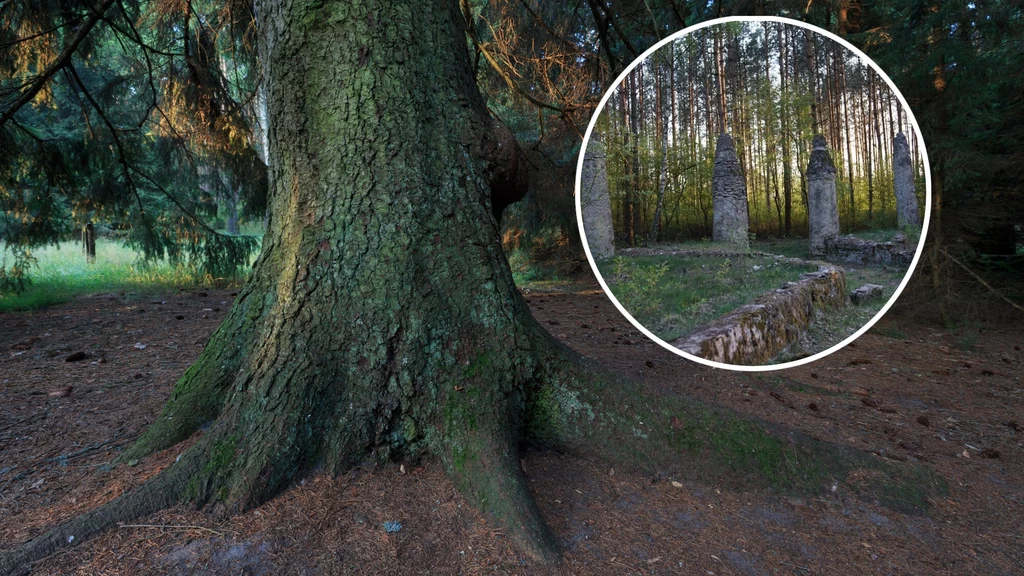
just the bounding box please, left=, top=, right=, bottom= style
left=0, top=3, right=949, bottom=573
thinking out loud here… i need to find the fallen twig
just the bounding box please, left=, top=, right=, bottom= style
left=118, top=524, right=233, bottom=538
left=942, top=249, right=1024, bottom=315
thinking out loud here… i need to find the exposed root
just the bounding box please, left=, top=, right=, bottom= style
left=528, top=339, right=947, bottom=514
left=1, top=309, right=947, bottom=575
left=442, top=411, right=558, bottom=562
left=118, top=358, right=233, bottom=464
left=0, top=451, right=201, bottom=576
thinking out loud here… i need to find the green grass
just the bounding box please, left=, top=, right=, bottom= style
left=597, top=253, right=818, bottom=342
left=0, top=241, right=252, bottom=313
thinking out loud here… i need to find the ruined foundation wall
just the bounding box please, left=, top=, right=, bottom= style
left=825, top=234, right=913, bottom=267
left=672, top=265, right=847, bottom=365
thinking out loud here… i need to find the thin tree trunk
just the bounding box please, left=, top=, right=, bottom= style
left=714, top=28, right=727, bottom=133
left=778, top=25, right=793, bottom=235
left=865, top=71, right=875, bottom=221
left=805, top=29, right=818, bottom=134
left=840, top=50, right=855, bottom=229
left=82, top=223, right=96, bottom=262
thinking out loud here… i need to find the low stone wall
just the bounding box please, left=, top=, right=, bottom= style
left=825, top=234, right=912, bottom=267
left=672, top=265, right=847, bottom=365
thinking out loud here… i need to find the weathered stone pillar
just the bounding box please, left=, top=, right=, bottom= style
left=580, top=133, right=614, bottom=259
left=807, top=134, right=840, bottom=257
left=712, top=134, right=749, bottom=248
left=892, top=132, right=920, bottom=229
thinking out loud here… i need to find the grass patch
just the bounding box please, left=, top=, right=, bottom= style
left=0, top=241, right=253, bottom=313
left=597, top=253, right=818, bottom=341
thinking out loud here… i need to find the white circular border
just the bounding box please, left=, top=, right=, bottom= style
left=575, top=16, right=932, bottom=372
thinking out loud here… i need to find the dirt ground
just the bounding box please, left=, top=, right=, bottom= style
left=1, top=284, right=1022, bottom=575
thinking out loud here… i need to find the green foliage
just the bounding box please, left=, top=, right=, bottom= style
left=0, top=244, right=35, bottom=293
left=597, top=20, right=923, bottom=247
left=504, top=224, right=582, bottom=286
left=0, top=240, right=252, bottom=312
left=608, top=256, right=670, bottom=316
left=1, top=0, right=266, bottom=285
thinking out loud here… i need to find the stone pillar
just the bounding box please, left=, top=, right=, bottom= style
left=712, top=134, right=749, bottom=248
left=580, top=133, right=614, bottom=259
left=807, top=134, right=840, bottom=257
left=892, top=132, right=920, bottom=229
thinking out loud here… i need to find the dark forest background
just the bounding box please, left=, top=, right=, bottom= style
left=2, top=0, right=1022, bottom=319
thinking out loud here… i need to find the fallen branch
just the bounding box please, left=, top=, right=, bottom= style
left=118, top=524, right=232, bottom=538
left=941, top=249, right=1024, bottom=315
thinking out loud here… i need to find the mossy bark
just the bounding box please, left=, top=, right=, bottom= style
left=134, top=0, right=560, bottom=560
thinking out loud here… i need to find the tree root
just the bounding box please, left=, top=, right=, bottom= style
left=118, top=288, right=264, bottom=464
left=0, top=451, right=201, bottom=576
left=529, top=339, right=947, bottom=515
left=442, top=404, right=558, bottom=562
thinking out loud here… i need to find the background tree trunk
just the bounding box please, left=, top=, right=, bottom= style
left=82, top=223, right=96, bottom=262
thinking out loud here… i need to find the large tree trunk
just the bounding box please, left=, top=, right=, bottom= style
left=134, top=0, right=556, bottom=555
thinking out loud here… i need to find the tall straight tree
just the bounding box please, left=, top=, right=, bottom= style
left=650, top=47, right=672, bottom=242
left=838, top=46, right=856, bottom=227
left=714, top=27, right=728, bottom=133
left=805, top=28, right=819, bottom=134
left=778, top=24, right=793, bottom=235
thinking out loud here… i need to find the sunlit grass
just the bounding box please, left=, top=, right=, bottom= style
left=0, top=241, right=253, bottom=313
left=597, top=254, right=819, bottom=342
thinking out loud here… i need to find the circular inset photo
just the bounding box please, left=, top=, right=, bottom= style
left=576, top=17, right=929, bottom=370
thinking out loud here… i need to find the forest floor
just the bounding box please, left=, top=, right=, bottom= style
left=1, top=284, right=1022, bottom=575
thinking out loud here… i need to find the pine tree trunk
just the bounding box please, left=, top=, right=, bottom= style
left=123, top=0, right=564, bottom=559
left=778, top=25, right=793, bottom=236
left=840, top=50, right=855, bottom=229
left=805, top=29, right=818, bottom=134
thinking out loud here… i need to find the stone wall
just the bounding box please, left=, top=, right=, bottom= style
left=672, top=265, right=847, bottom=365
left=825, top=234, right=913, bottom=267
